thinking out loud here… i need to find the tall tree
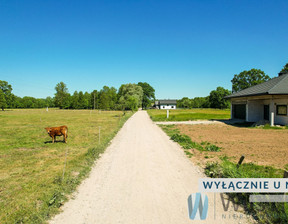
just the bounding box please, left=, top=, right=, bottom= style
left=71, top=91, right=79, bottom=109
left=209, top=87, right=231, bottom=109
left=279, top=63, right=288, bottom=74
left=90, top=90, right=99, bottom=110
left=78, top=91, right=85, bottom=108
left=22, top=96, right=36, bottom=108
left=98, top=86, right=117, bottom=110
left=0, top=89, right=7, bottom=111
left=11, top=95, right=22, bottom=108
left=137, top=82, right=155, bottom=109
left=231, top=69, right=270, bottom=93
left=84, top=92, right=91, bottom=109
left=54, top=82, right=70, bottom=109
left=45, top=96, right=55, bottom=107
left=177, top=97, right=192, bottom=108
left=78, top=91, right=89, bottom=109
left=0, top=80, right=13, bottom=108
left=118, top=83, right=143, bottom=111
left=192, top=97, right=210, bottom=108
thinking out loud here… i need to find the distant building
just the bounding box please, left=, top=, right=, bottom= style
left=225, top=72, right=288, bottom=126
left=154, top=99, right=177, bottom=109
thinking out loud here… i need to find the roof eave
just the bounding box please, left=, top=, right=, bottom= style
left=225, top=92, right=269, bottom=99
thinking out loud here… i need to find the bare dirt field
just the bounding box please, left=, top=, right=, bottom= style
left=50, top=111, right=251, bottom=224
left=177, top=123, right=288, bottom=169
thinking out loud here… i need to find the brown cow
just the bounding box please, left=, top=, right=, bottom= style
left=44, top=125, right=68, bottom=143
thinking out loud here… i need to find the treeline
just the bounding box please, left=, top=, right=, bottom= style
left=2, top=63, right=287, bottom=111
left=177, top=96, right=210, bottom=109
left=0, top=80, right=155, bottom=111
left=177, top=87, right=231, bottom=109
left=4, top=95, right=54, bottom=109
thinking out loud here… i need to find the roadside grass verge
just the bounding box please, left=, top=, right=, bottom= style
left=148, top=108, right=230, bottom=121
left=0, top=109, right=133, bottom=224
left=205, top=157, right=288, bottom=223
left=159, top=125, right=220, bottom=152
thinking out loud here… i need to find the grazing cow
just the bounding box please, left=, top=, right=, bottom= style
left=44, top=125, right=68, bottom=143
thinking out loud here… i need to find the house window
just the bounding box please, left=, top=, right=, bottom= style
left=171, top=106, right=174, bottom=108
left=276, top=105, right=287, bottom=116
left=163, top=106, right=165, bottom=109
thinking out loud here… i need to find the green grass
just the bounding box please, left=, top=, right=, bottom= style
left=148, top=108, right=230, bottom=121
left=205, top=157, right=283, bottom=178
left=184, top=150, right=193, bottom=158
left=0, top=109, right=133, bottom=224
left=159, top=125, right=220, bottom=152
left=205, top=157, right=288, bottom=223
left=258, top=124, right=288, bottom=130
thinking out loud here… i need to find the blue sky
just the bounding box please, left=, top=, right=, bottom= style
left=0, top=0, right=287, bottom=99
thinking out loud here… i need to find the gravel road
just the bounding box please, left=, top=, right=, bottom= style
left=50, top=111, right=250, bottom=224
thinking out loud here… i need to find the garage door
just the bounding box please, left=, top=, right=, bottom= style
left=233, top=104, right=246, bottom=120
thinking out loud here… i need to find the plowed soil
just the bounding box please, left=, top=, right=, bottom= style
left=177, top=124, right=288, bottom=169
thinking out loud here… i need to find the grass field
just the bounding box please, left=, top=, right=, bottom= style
left=147, top=108, right=230, bottom=121
left=0, top=109, right=133, bottom=224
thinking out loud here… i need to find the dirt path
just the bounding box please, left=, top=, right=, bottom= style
left=50, top=111, right=251, bottom=224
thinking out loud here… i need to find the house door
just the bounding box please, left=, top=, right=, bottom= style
left=264, top=105, right=269, bottom=121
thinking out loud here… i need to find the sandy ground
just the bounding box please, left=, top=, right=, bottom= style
left=177, top=123, right=288, bottom=169
left=50, top=111, right=252, bottom=224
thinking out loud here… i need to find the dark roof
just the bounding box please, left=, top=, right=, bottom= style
left=157, top=99, right=177, bottom=105
left=225, top=73, right=288, bottom=99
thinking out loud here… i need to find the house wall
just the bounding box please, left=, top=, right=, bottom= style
left=273, top=99, right=288, bottom=125
left=160, top=104, right=176, bottom=109
left=231, top=97, right=288, bottom=125
left=247, top=100, right=263, bottom=122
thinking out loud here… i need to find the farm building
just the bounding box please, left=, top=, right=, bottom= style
left=154, top=100, right=177, bottom=109
left=225, top=72, right=288, bottom=126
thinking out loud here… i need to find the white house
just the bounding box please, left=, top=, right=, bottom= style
left=225, top=72, right=288, bottom=126
left=155, top=100, right=177, bottom=109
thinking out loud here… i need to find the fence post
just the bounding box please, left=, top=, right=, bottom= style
left=99, top=126, right=101, bottom=144
left=237, top=155, right=245, bottom=168
left=62, top=148, right=69, bottom=180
